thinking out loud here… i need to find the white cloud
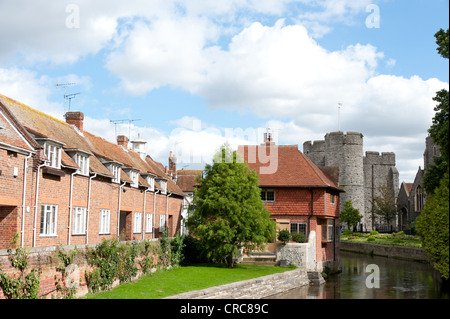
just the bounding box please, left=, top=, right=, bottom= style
left=0, top=67, right=63, bottom=118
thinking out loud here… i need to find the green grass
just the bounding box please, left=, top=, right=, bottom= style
left=341, top=232, right=422, bottom=248
left=84, top=263, right=295, bottom=299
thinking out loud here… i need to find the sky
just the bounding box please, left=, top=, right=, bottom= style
left=0, top=0, right=448, bottom=183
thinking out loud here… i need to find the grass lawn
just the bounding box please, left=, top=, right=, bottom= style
left=341, top=232, right=422, bottom=248
left=84, top=263, right=295, bottom=299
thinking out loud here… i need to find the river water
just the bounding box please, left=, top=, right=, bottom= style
left=269, top=251, right=449, bottom=299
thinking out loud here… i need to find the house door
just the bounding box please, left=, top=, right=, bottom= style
left=119, top=211, right=130, bottom=241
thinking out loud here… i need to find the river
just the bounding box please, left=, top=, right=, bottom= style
left=269, top=251, right=448, bottom=299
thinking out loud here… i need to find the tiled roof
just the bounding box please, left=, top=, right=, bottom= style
left=0, top=102, right=36, bottom=153
left=237, top=143, right=343, bottom=191
left=176, top=170, right=203, bottom=192
left=0, top=93, right=185, bottom=196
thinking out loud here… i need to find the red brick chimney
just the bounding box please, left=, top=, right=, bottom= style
left=117, top=135, right=129, bottom=148
left=65, top=111, right=84, bottom=132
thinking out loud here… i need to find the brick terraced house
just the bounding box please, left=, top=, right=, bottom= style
left=237, top=133, right=343, bottom=269
left=0, top=93, right=185, bottom=251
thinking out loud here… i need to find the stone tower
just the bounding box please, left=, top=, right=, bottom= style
left=304, top=131, right=398, bottom=231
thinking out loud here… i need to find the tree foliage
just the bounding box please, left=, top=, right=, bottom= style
left=416, top=172, right=449, bottom=280
left=340, top=200, right=362, bottom=230
left=418, top=28, right=450, bottom=280
left=372, top=179, right=397, bottom=225
left=186, top=144, right=276, bottom=268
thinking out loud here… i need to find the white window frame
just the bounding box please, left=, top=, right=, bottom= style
left=40, top=204, right=58, bottom=236
left=261, top=189, right=275, bottom=203
left=159, top=214, right=166, bottom=232
left=73, top=207, right=87, bottom=235
left=146, top=176, right=155, bottom=191
left=134, top=212, right=142, bottom=233
left=290, top=222, right=307, bottom=236
left=74, top=153, right=90, bottom=176
left=99, top=209, right=111, bottom=234
left=330, top=194, right=336, bottom=205
left=110, top=164, right=121, bottom=183
left=145, top=213, right=153, bottom=233
left=44, top=142, right=62, bottom=169
left=159, top=180, right=167, bottom=194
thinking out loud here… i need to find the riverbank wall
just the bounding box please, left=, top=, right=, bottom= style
left=340, top=242, right=429, bottom=262
left=165, top=268, right=310, bottom=299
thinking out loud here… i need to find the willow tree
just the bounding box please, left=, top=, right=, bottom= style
left=186, top=144, right=276, bottom=268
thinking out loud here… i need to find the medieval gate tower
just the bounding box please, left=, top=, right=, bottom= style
left=303, top=131, right=398, bottom=231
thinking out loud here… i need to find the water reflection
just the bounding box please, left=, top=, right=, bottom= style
left=269, top=251, right=448, bottom=299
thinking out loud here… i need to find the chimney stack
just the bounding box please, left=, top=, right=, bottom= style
left=117, top=135, right=129, bottom=148
left=65, top=111, right=84, bottom=132
left=169, top=151, right=177, bottom=180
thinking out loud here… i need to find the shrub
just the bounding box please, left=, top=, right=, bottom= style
left=367, top=236, right=376, bottom=242
left=370, top=230, right=379, bottom=236
left=278, top=230, right=291, bottom=243
left=291, top=232, right=307, bottom=243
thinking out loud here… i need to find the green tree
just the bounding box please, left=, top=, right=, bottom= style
left=416, top=172, right=449, bottom=279
left=372, top=179, right=397, bottom=226
left=424, top=28, right=449, bottom=194
left=186, top=144, right=276, bottom=268
left=417, top=28, right=450, bottom=280
left=340, top=200, right=362, bottom=230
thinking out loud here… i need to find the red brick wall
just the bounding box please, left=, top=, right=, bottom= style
left=0, top=155, right=184, bottom=250
left=264, top=187, right=340, bottom=264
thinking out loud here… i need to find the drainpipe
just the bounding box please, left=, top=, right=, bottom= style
left=20, top=152, right=33, bottom=248
left=166, top=192, right=172, bottom=235
left=68, top=170, right=78, bottom=245
left=308, top=188, right=314, bottom=238
left=33, top=161, right=48, bottom=248
left=142, top=188, right=151, bottom=240
left=153, top=189, right=160, bottom=236
left=117, top=181, right=126, bottom=239
left=85, top=173, right=97, bottom=244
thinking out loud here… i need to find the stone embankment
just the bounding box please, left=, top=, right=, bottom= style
left=165, top=268, right=313, bottom=299
left=340, top=242, right=429, bottom=262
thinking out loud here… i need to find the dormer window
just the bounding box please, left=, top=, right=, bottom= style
left=67, top=149, right=92, bottom=176
left=124, top=168, right=139, bottom=188
left=146, top=175, right=155, bottom=191
left=44, top=142, right=61, bottom=169
left=159, top=180, right=167, bottom=194
left=111, top=164, right=121, bottom=183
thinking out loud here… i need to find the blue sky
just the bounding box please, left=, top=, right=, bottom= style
left=0, top=0, right=448, bottom=182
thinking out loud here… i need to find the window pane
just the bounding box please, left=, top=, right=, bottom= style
left=266, top=190, right=274, bottom=201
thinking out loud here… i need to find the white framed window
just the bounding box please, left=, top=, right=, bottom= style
left=159, top=180, right=167, bottom=194
left=40, top=204, right=58, bottom=236
left=99, top=209, right=110, bottom=234
left=290, top=223, right=307, bottom=236
left=330, top=194, right=336, bottom=205
left=124, top=169, right=139, bottom=188
left=134, top=212, right=142, bottom=233
left=261, top=189, right=275, bottom=202
left=159, top=214, right=166, bottom=232
left=109, top=164, right=121, bottom=183
left=145, top=213, right=153, bottom=233
left=73, top=207, right=87, bottom=235
left=44, top=142, right=61, bottom=169
left=146, top=176, right=155, bottom=191
left=322, top=219, right=334, bottom=242
left=74, top=153, right=90, bottom=176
